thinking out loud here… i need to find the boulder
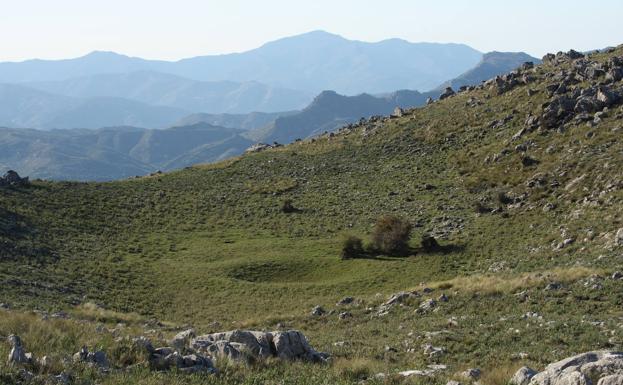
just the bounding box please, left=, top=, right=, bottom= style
left=598, top=374, right=623, bottom=385
left=527, top=351, right=623, bottom=385
left=7, top=335, right=32, bottom=366
left=439, top=87, right=455, bottom=100
left=418, top=299, right=437, bottom=312
left=170, top=329, right=195, bottom=350
left=203, top=340, right=243, bottom=361
left=615, top=228, right=623, bottom=246
left=191, top=329, right=328, bottom=363
left=336, top=296, right=355, bottom=306
left=597, top=87, right=620, bottom=107
left=149, top=347, right=215, bottom=373
left=73, top=346, right=109, bottom=369
left=461, top=368, right=481, bottom=380
left=338, top=311, right=353, bottom=320
left=311, top=305, right=326, bottom=316
left=192, top=330, right=273, bottom=359
left=245, top=143, right=273, bottom=153
left=382, top=291, right=417, bottom=307
left=606, top=68, right=623, bottom=83
left=272, top=330, right=328, bottom=362
left=511, top=367, right=537, bottom=385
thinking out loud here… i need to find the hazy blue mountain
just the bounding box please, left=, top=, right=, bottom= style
left=25, top=71, right=313, bottom=113
left=0, top=123, right=252, bottom=181
left=0, top=31, right=482, bottom=94
left=173, top=111, right=297, bottom=131
left=247, top=89, right=428, bottom=143
left=0, top=83, right=189, bottom=129
left=0, top=51, right=160, bottom=83
left=436, top=51, right=540, bottom=91
left=0, top=84, right=76, bottom=129
left=43, top=96, right=189, bottom=129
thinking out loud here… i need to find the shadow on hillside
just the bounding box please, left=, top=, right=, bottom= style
left=414, top=242, right=466, bottom=255
left=0, top=206, right=59, bottom=263
left=345, top=242, right=465, bottom=261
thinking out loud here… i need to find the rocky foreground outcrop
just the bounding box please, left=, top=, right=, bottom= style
left=512, top=351, right=623, bottom=385
left=6, top=329, right=327, bottom=381
left=190, top=329, right=329, bottom=363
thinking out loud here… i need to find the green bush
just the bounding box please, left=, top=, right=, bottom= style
left=340, top=235, right=364, bottom=259
left=371, top=215, right=412, bottom=256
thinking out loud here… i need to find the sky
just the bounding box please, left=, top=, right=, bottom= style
left=1, top=0, right=622, bottom=62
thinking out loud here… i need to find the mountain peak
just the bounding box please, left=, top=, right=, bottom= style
left=83, top=50, right=128, bottom=59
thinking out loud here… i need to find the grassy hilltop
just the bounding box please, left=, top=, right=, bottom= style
left=1, top=46, right=622, bottom=384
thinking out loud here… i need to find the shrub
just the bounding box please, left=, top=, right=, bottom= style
left=371, top=215, right=412, bottom=256
left=340, top=235, right=364, bottom=259
left=421, top=233, right=440, bottom=252
left=281, top=199, right=297, bottom=213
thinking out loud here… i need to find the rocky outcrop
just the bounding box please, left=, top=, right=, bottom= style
left=0, top=170, right=29, bottom=187
left=439, top=87, right=456, bottom=100
left=170, top=329, right=196, bottom=350
left=535, top=51, right=623, bottom=130
left=191, top=329, right=328, bottom=363
left=245, top=142, right=282, bottom=154
left=511, top=367, right=538, bottom=385
left=513, top=351, right=623, bottom=385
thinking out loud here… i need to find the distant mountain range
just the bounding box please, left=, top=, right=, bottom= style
left=0, top=83, right=190, bottom=129
left=173, top=111, right=297, bottom=131
left=0, top=30, right=539, bottom=181
left=24, top=71, right=313, bottom=114
left=0, top=31, right=482, bottom=95
left=247, top=90, right=428, bottom=144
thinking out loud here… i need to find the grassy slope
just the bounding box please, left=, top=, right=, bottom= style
left=1, top=48, right=622, bottom=384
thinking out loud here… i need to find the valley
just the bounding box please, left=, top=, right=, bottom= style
left=1, top=44, right=622, bottom=384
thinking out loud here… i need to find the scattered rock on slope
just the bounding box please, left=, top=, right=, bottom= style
left=512, top=351, right=623, bottom=385
left=73, top=346, right=109, bottom=369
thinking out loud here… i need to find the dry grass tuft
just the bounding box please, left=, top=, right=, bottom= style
left=425, top=267, right=602, bottom=295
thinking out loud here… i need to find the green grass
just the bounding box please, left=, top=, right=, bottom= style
left=1, top=47, right=623, bottom=384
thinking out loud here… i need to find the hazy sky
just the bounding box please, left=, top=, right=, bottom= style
left=1, top=0, right=621, bottom=61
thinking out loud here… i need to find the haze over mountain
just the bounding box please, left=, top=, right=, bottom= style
left=248, top=90, right=428, bottom=143
left=25, top=71, right=313, bottom=114
left=0, top=31, right=483, bottom=94
left=0, top=83, right=189, bottom=129
left=0, top=49, right=537, bottom=180
left=173, top=111, right=297, bottom=131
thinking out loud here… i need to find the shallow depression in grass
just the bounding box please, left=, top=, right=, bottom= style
left=225, top=260, right=316, bottom=283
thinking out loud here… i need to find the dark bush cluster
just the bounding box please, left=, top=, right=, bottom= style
left=340, top=235, right=364, bottom=260
left=371, top=215, right=412, bottom=256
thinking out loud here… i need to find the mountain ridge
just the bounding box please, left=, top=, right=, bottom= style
left=0, top=30, right=483, bottom=94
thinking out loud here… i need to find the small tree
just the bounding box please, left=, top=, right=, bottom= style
left=340, top=235, right=364, bottom=259
left=371, top=215, right=412, bottom=256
